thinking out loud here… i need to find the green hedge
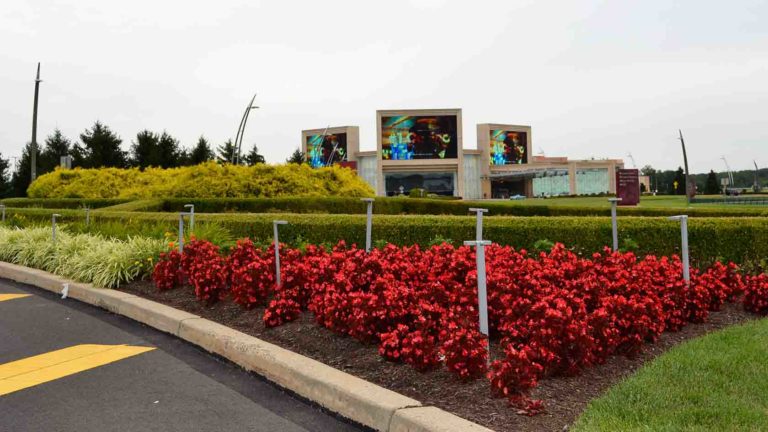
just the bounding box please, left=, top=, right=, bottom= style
left=4, top=208, right=767, bottom=264
left=156, top=197, right=768, bottom=218
left=0, top=198, right=131, bottom=209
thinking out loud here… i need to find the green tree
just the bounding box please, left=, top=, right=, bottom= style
left=189, top=136, right=215, bottom=165
left=11, top=143, right=39, bottom=197
left=40, top=129, right=73, bottom=173
left=704, top=170, right=720, bottom=195
left=156, top=131, right=183, bottom=168
left=216, top=139, right=236, bottom=164
left=0, top=152, right=12, bottom=198
left=672, top=167, right=686, bottom=195
left=286, top=148, right=305, bottom=164
left=129, top=130, right=160, bottom=168
left=80, top=121, right=126, bottom=168
left=244, top=143, right=266, bottom=165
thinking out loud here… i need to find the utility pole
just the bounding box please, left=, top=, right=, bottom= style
left=678, top=130, right=693, bottom=203
left=31, top=62, right=42, bottom=181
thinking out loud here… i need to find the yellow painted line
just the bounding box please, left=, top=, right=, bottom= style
left=0, top=294, right=31, bottom=302
left=0, top=344, right=155, bottom=396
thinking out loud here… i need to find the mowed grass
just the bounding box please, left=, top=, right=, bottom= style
left=572, top=318, right=768, bottom=431
left=495, top=194, right=768, bottom=210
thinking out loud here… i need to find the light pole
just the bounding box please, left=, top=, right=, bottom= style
left=31, top=62, right=42, bottom=181
left=232, top=93, right=259, bottom=165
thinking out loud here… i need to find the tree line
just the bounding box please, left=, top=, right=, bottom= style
left=640, top=165, right=767, bottom=195
left=0, top=121, right=307, bottom=197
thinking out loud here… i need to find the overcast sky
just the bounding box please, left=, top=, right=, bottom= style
left=1, top=0, right=766, bottom=172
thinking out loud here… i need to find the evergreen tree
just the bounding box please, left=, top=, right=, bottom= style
left=672, top=167, right=686, bottom=195
left=80, top=121, right=127, bottom=168
left=10, top=143, right=39, bottom=197
left=244, top=143, right=266, bottom=165
left=704, top=170, right=720, bottom=195
left=189, top=136, right=215, bottom=165
left=178, top=147, right=191, bottom=166
left=130, top=130, right=160, bottom=168
left=0, top=152, right=12, bottom=198
left=216, top=139, right=236, bottom=164
left=286, top=148, right=305, bottom=164
left=156, top=131, right=183, bottom=168
left=40, top=129, right=73, bottom=173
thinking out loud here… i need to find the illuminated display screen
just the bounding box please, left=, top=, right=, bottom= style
left=490, top=130, right=527, bottom=165
left=306, top=133, right=347, bottom=168
left=381, top=115, right=458, bottom=160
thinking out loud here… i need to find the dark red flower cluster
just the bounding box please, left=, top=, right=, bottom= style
left=151, top=249, right=182, bottom=291
left=151, top=239, right=762, bottom=411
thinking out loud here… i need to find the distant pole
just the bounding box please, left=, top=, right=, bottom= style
left=468, top=208, right=488, bottom=241
left=232, top=93, right=258, bottom=164
left=85, top=207, right=90, bottom=226
left=273, top=220, right=288, bottom=286
left=608, top=198, right=622, bottom=251
left=31, top=62, right=42, bottom=181
left=668, top=215, right=690, bottom=283
left=361, top=198, right=374, bottom=252
left=51, top=213, right=60, bottom=244
left=678, top=130, right=692, bottom=203
left=184, top=204, right=195, bottom=233
left=1, top=204, right=5, bottom=222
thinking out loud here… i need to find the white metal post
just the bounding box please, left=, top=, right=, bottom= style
left=178, top=213, right=185, bottom=254
left=184, top=204, right=195, bottom=233
left=51, top=214, right=60, bottom=245
left=85, top=207, right=90, bottom=227
left=668, top=215, right=690, bottom=283
left=0, top=204, right=5, bottom=222
left=608, top=198, right=622, bottom=251
left=464, top=239, right=492, bottom=361
left=361, top=198, right=374, bottom=252
left=468, top=208, right=488, bottom=242
left=273, top=220, right=288, bottom=286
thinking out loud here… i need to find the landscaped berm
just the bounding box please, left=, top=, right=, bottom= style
left=1, top=192, right=768, bottom=431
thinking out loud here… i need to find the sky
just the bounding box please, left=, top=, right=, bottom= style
left=1, top=0, right=766, bottom=173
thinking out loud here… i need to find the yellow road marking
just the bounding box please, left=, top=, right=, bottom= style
left=0, top=344, right=155, bottom=396
left=0, top=294, right=31, bottom=302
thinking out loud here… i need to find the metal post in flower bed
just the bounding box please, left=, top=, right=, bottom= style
left=464, top=238, right=492, bottom=363
left=184, top=204, right=195, bottom=233
left=273, top=220, right=288, bottom=286
left=361, top=198, right=374, bottom=252
left=84, top=207, right=90, bottom=227
left=178, top=212, right=186, bottom=254
left=51, top=213, right=60, bottom=245
left=668, top=215, right=690, bottom=283
left=608, top=198, right=622, bottom=251
left=469, top=208, right=488, bottom=241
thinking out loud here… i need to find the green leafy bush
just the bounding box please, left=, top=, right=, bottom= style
left=0, top=226, right=166, bottom=288
left=0, top=198, right=131, bottom=209
left=27, top=161, right=374, bottom=199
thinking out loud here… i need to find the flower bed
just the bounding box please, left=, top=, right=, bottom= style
left=152, top=239, right=767, bottom=413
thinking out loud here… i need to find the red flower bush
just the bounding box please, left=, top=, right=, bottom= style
left=151, top=237, right=763, bottom=410
left=152, top=249, right=182, bottom=291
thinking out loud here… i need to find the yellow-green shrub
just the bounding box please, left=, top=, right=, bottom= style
left=27, top=162, right=375, bottom=199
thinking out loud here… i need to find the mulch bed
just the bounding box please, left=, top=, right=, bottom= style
left=120, top=280, right=756, bottom=432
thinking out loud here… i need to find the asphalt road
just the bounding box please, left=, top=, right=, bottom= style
left=0, top=278, right=364, bottom=432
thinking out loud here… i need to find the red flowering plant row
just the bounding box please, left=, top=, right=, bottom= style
left=151, top=238, right=764, bottom=412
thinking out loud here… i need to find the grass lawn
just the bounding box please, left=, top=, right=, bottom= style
left=572, top=318, right=768, bottom=431
left=492, top=194, right=768, bottom=210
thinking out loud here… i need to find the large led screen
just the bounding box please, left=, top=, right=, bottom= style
left=306, top=133, right=347, bottom=168
left=490, top=130, right=527, bottom=165
left=381, top=115, right=458, bottom=160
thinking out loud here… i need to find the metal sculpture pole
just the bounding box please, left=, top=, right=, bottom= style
left=232, top=93, right=258, bottom=164
left=31, top=63, right=42, bottom=181
left=469, top=208, right=488, bottom=241
left=178, top=213, right=185, bottom=254
left=464, top=239, right=492, bottom=362
left=184, top=204, right=195, bottom=233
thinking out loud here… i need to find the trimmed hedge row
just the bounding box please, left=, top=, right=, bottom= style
left=4, top=208, right=767, bottom=264
left=155, top=197, right=768, bottom=218
left=0, top=198, right=131, bottom=209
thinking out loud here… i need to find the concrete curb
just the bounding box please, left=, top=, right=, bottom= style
left=0, top=262, right=494, bottom=432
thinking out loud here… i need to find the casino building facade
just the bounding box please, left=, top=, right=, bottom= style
left=301, top=108, right=624, bottom=200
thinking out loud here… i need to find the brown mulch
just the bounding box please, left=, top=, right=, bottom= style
left=120, top=280, right=756, bottom=432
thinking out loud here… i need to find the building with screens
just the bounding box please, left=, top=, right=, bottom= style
left=302, top=111, right=623, bottom=199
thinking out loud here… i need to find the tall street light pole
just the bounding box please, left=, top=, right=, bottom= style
left=31, top=62, right=42, bottom=181
left=231, top=93, right=258, bottom=164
